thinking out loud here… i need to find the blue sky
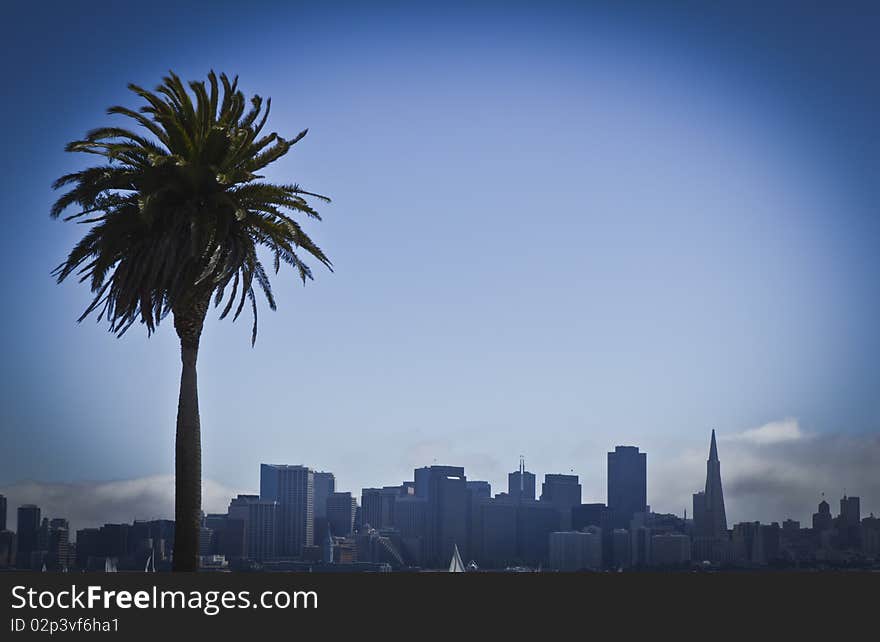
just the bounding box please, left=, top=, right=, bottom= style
left=1, top=1, right=878, bottom=528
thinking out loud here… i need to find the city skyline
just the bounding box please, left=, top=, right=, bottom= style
left=0, top=427, right=876, bottom=538
left=1, top=2, right=879, bottom=553
left=2, top=430, right=877, bottom=572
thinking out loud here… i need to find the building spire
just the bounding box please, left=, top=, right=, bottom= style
left=708, top=429, right=719, bottom=462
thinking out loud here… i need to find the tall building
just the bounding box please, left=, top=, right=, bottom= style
left=0, top=494, right=6, bottom=531
left=476, top=498, right=518, bottom=568
left=312, top=471, right=335, bottom=546
left=16, top=504, right=41, bottom=568
left=540, top=474, right=581, bottom=530
left=840, top=495, right=860, bottom=527
left=812, top=498, right=833, bottom=532
left=516, top=500, right=561, bottom=566
left=228, top=495, right=277, bottom=561
left=693, top=430, right=727, bottom=538
left=0, top=530, right=15, bottom=567
left=416, top=466, right=469, bottom=568
left=260, top=464, right=314, bottom=558
left=313, top=472, right=335, bottom=519
left=607, top=446, right=647, bottom=529
left=360, top=487, right=399, bottom=529
left=326, top=492, right=357, bottom=537
left=46, top=519, right=71, bottom=570
left=508, top=457, right=536, bottom=503
left=393, top=495, right=428, bottom=566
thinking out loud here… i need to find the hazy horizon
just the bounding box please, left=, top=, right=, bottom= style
left=1, top=1, right=879, bottom=535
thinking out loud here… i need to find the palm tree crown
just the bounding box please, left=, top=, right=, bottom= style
left=52, top=70, right=331, bottom=344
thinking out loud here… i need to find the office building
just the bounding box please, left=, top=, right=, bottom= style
left=607, top=446, right=647, bottom=529
left=540, top=474, right=582, bottom=530
left=16, top=504, right=41, bottom=569
left=326, top=492, right=357, bottom=537
left=0, top=530, right=15, bottom=567
left=812, top=498, right=833, bottom=532
left=466, top=481, right=491, bottom=500
left=260, top=464, right=314, bottom=557
left=651, top=533, right=691, bottom=566
left=549, top=528, right=602, bottom=571
left=572, top=503, right=609, bottom=532
left=840, top=495, right=860, bottom=527
left=508, top=457, right=536, bottom=503
left=360, top=487, right=399, bottom=529
left=228, top=494, right=277, bottom=561
left=416, top=466, right=469, bottom=568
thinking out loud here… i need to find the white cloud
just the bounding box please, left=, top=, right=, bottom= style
left=727, top=417, right=804, bottom=445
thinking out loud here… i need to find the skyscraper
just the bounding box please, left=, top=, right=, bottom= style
left=313, top=472, right=335, bottom=519
left=508, top=457, right=536, bottom=503
left=260, top=464, right=314, bottom=558
left=16, top=504, right=40, bottom=569
left=0, top=494, right=6, bottom=531
left=840, top=495, right=860, bottom=527
left=812, top=498, right=832, bottom=532
left=228, top=495, right=277, bottom=561
left=312, top=471, right=335, bottom=546
left=326, top=492, right=357, bottom=537
left=416, top=465, right=469, bottom=568
left=540, top=474, right=582, bottom=530
left=693, top=430, right=727, bottom=538
left=360, top=487, right=399, bottom=529
left=607, top=446, right=647, bottom=529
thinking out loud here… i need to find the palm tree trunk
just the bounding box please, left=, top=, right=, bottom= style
left=172, top=297, right=209, bottom=572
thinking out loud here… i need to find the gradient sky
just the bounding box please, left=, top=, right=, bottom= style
left=1, top=1, right=878, bottom=529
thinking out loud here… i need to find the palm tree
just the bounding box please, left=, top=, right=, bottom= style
left=51, top=71, right=332, bottom=571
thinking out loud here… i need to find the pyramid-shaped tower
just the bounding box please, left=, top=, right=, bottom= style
left=702, top=429, right=727, bottom=537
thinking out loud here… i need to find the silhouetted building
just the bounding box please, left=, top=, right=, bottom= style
left=607, top=446, right=647, bottom=529
left=611, top=528, right=631, bottom=569
left=45, top=518, right=71, bottom=570
left=361, top=487, right=399, bottom=529
left=812, top=498, right=833, bottom=532
left=16, top=505, right=40, bottom=569
left=467, top=481, right=491, bottom=500
left=0, top=530, right=15, bottom=567
left=393, top=495, right=427, bottom=566
left=260, top=464, right=314, bottom=557
left=326, top=492, right=356, bottom=537
left=312, top=471, right=335, bottom=547
left=516, top=500, right=560, bottom=566
left=416, top=466, right=469, bottom=568
left=508, top=457, right=536, bottom=503
left=0, top=494, right=6, bottom=531
left=572, top=503, right=609, bottom=531
left=693, top=430, right=727, bottom=538
left=474, top=497, right=517, bottom=568
left=313, top=472, right=335, bottom=518
left=840, top=495, right=860, bottom=527
left=228, top=494, right=277, bottom=561
left=549, top=528, right=602, bottom=571
left=651, top=533, right=691, bottom=566
left=540, top=474, right=581, bottom=530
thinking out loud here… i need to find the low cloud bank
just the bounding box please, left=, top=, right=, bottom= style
left=0, top=475, right=238, bottom=537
